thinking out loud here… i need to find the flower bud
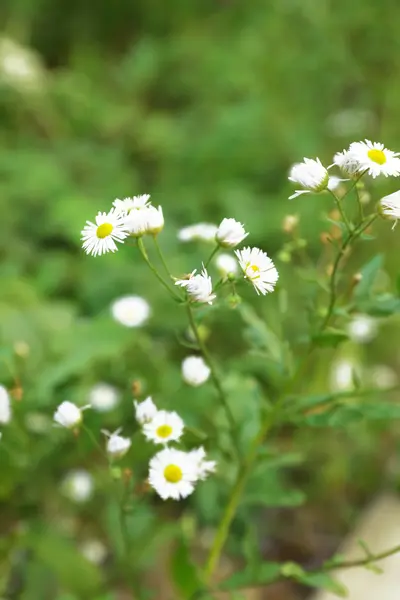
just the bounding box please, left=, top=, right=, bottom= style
left=54, top=401, right=87, bottom=429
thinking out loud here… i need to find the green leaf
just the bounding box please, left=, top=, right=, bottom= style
left=170, top=538, right=203, bottom=599
left=312, top=328, right=349, bottom=348
left=354, top=254, right=384, bottom=300
left=299, top=572, right=348, bottom=597
left=220, top=562, right=281, bottom=591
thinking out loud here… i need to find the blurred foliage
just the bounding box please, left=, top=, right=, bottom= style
left=0, top=0, right=400, bottom=598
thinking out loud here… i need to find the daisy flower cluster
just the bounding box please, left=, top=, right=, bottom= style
left=51, top=395, right=215, bottom=501
left=288, top=140, right=400, bottom=227
left=81, top=196, right=279, bottom=297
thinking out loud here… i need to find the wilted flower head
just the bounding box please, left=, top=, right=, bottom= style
left=216, top=218, right=248, bottom=248
left=54, top=401, right=88, bottom=429
left=113, top=195, right=151, bottom=214
left=62, top=470, right=94, bottom=503
left=148, top=447, right=198, bottom=500
left=103, top=429, right=131, bottom=459
left=347, top=314, right=378, bottom=344
left=134, top=396, right=158, bottom=425
left=0, top=386, right=11, bottom=425
left=111, top=295, right=150, bottom=327
left=288, top=157, right=329, bottom=199
left=143, top=410, right=184, bottom=445
left=182, top=356, right=211, bottom=386
left=81, top=209, right=128, bottom=257
left=175, top=267, right=216, bottom=304
left=379, top=190, right=400, bottom=226
left=215, top=253, right=238, bottom=278
left=88, top=383, right=119, bottom=412
left=235, top=247, right=279, bottom=295
left=333, top=149, right=362, bottom=178
left=178, top=223, right=218, bottom=243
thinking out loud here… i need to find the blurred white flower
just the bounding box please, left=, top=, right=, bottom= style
left=0, top=386, right=11, bottom=425
left=80, top=539, right=107, bottom=565
left=327, top=176, right=347, bottom=191
left=54, top=401, right=88, bottom=429
left=326, top=109, right=375, bottom=138
left=189, top=447, right=216, bottom=480
left=62, top=470, right=94, bottom=503
left=235, top=247, right=279, bottom=295
left=124, top=208, right=150, bottom=237
left=370, top=365, right=398, bottom=389
left=182, top=356, right=210, bottom=387
left=103, top=429, right=131, bottom=459
left=282, top=214, right=299, bottom=233
left=149, top=447, right=198, bottom=500
left=175, top=267, right=216, bottom=304
left=333, top=149, right=362, bottom=178
left=330, top=359, right=361, bottom=392
left=288, top=157, right=329, bottom=199
left=0, top=38, right=44, bottom=91
left=178, top=223, right=218, bottom=243
left=134, top=396, right=158, bottom=425
left=347, top=314, right=378, bottom=344
left=216, top=218, right=248, bottom=248
left=349, top=140, right=400, bottom=178
left=113, top=195, right=151, bottom=214
left=111, top=295, right=150, bottom=327
left=143, top=410, right=184, bottom=445
left=88, top=383, right=119, bottom=412
left=25, top=412, right=50, bottom=433
left=81, top=209, right=128, bottom=257
left=215, top=253, right=238, bottom=278
left=379, top=190, right=400, bottom=225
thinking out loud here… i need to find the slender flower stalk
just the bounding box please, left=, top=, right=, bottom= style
left=137, top=237, right=182, bottom=301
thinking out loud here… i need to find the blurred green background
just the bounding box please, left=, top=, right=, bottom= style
left=1, top=0, right=400, bottom=598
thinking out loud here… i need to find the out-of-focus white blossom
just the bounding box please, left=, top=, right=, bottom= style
left=113, top=195, right=151, bottom=214
left=0, top=37, right=45, bottom=91
left=103, top=429, right=131, bottom=459
left=178, top=223, right=218, bottom=243
left=80, top=539, right=107, bottom=565
left=189, top=447, right=216, bottom=480
left=181, top=356, right=211, bottom=386
left=0, top=386, right=11, bottom=425
left=111, top=295, right=150, bottom=327
left=88, top=383, right=119, bottom=412
left=215, top=253, right=238, bottom=278
left=62, top=470, right=94, bottom=503
left=379, top=190, right=400, bottom=226
left=330, top=359, right=361, bottom=392
left=347, top=315, right=378, bottom=344
left=54, top=401, right=88, bottom=429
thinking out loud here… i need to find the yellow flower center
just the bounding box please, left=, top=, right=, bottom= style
left=156, top=424, right=173, bottom=439
left=164, top=464, right=183, bottom=483
left=96, top=223, right=114, bottom=239
left=367, top=149, right=386, bottom=165
left=250, top=264, right=260, bottom=273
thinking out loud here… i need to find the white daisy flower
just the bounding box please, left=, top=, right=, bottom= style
left=215, top=218, right=248, bottom=248
left=215, top=253, right=239, bottom=278
left=143, top=410, right=184, bottom=445
left=347, top=314, right=378, bottom=344
left=134, top=396, right=158, bottom=425
left=348, top=140, right=400, bottom=178
left=124, top=208, right=151, bottom=237
left=178, top=223, right=218, bottom=243
left=0, top=385, right=11, bottom=425
left=54, top=401, right=89, bottom=429
left=81, top=208, right=128, bottom=257
left=62, top=469, right=94, bottom=503
left=111, top=295, right=150, bottom=327
left=148, top=447, right=198, bottom=500
left=379, top=190, right=400, bottom=225
left=235, top=247, right=279, bottom=295
left=146, top=205, right=164, bottom=235
left=189, top=447, right=216, bottom=480
left=88, top=383, right=119, bottom=412
left=182, top=356, right=211, bottom=387
left=175, top=267, right=216, bottom=304
left=102, top=428, right=131, bottom=459
left=112, top=195, right=151, bottom=214
left=288, top=157, right=329, bottom=199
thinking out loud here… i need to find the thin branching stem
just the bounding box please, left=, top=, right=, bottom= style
left=137, top=237, right=181, bottom=301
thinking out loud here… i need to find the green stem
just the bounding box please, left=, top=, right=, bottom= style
left=325, top=544, right=400, bottom=571
left=354, top=182, right=364, bottom=222
left=204, top=245, right=220, bottom=269
left=137, top=237, right=181, bottom=301
left=185, top=303, right=237, bottom=439
left=320, top=213, right=377, bottom=331
left=327, top=189, right=352, bottom=234
left=152, top=234, right=175, bottom=280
